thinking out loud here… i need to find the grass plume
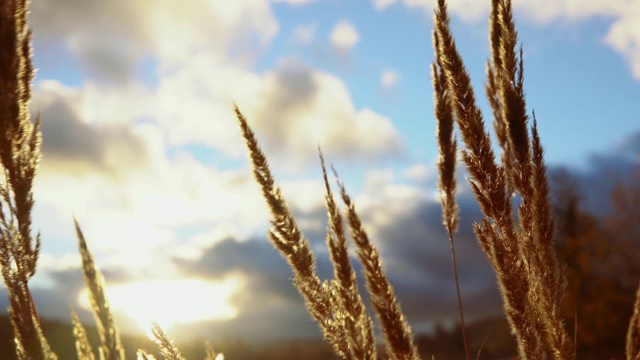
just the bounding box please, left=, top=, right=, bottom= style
left=431, top=55, right=469, bottom=360
left=136, top=350, right=157, bottom=360
left=0, top=0, right=54, bottom=358
left=333, top=170, right=419, bottom=360
left=204, top=341, right=223, bottom=360
left=149, top=322, right=186, bottom=360
left=76, top=220, right=126, bottom=360
left=235, top=105, right=351, bottom=358
left=236, top=104, right=419, bottom=360
left=628, top=284, right=640, bottom=360
left=433, top=0, right=572, bottom=358
left=320, top=151, right=376, bottom=360
left=71, top=308, right=96, bottom=360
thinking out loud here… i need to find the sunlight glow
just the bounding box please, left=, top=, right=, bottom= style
left=78, top=277, right=241, bottom=330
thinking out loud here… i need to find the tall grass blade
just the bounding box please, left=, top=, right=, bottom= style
left=149, top=322, right=186, bottom=360
left=71, top=308, right=96, bottom=360
left=75, top=219, right=125, bottom=360
left=234, top=105, right=351, bottom=358
left=334, top=170, right=419, bottom=360
left=204, top=341, right=224, bottom=360
left=320, top=150, right=376, bottom=360
left=627, top=283, right=640, bottom=360
left=432, top=0, right=573, bottom=358
left=431, top=58, right=469, bottom=360
left=136, top=350, right=157, bottom=360
left=0, top=0, right=55, bottom=358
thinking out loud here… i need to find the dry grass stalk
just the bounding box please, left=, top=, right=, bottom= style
left=149, top=322, right=186, bottom=360
left=485, top=0, right=506, bottom=152
left=431, top=59, right=469, bottom=360
left=433, top=2, right=540, bottom=355
left=431, top=62, right=458, bottom=236
left=490, top=1, right=570, bottom=357
left=0, top=0, right=56, bottom=358
left=136, top=350, right=157, bottom=360
left=234, top=105, right=351, bottom=358
left=433, top=0, right=572, bottom=358
left=204, top=341, right=224, bottom=360
left=320, top=151, right=376, bottom=360
left=76, top=220, right=126, bottom=360
left=334, top=171, right=419, bottom=360
left=72, top=308, right=97, bottom=360
left=628, top=283, right=640, bottom=360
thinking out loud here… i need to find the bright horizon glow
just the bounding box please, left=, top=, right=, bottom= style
left=78, top=277, right=242, bottom=330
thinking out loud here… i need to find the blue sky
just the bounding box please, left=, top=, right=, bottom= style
left=2, top=0, right=639, bottom=344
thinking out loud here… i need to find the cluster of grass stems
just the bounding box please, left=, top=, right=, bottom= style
left=0, top=0, right=639, bottom=359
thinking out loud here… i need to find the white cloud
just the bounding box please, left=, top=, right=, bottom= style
left=32, top=81, right=151, bottom=178
left=271, top=0, right=316, bottom=4
left=330, top=20, right=361, bottom=51
left=236, top=58, right=403, bottom=164
left=381, top=69, right=400, bottom=89
left=373, top=0, right=398, bottom=11
left=148, top=55, right=258, bottom=157
left=355, top=168, right=430, bottom=236
left=30, top=0, right=279, bottom=82
left=30, top=55, right=405, bottom=275
left=604, top=2, right=640, bottom=79
left=149, top=56, right=403, bottom=165
left=34, top=136, right=272, bottom=272
left=30, top=82, right=273, bottom=272
left=26, top=0, right=406, bottom=281
left=292, top=23, right=317, bottom=45
left=402, top=164, right=430, bottom=183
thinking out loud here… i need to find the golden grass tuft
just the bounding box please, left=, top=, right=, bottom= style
left=433, top=0, right=573, bottom=357
left=76, top=220, right=126, bottom=360
left=320, top=151, right=377, bottom=360
left=628, top=284, right=640, bottom=360
left=237, top=100, right=422, bottom=359
left=204, top=341, right=224, bottom=360
left=149, top=322, right=186, bottom=360
left=136, top=350, right=157, bottom=360
left=431, top=44, right=469, bottom=360
left=333, top=170, right=419, bottom=360
left=235, top=105, right=352, bottom=357
left=71, top=308, right=96, bottom=360
left=0, top=0, right=55, bottom=358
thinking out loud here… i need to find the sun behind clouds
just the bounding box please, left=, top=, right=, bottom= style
left=78, top=276, right=242, bottom=331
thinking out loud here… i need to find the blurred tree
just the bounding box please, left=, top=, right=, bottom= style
left=606, top=174, right=640, bottom=287
left=552, top=169, right=640, bottom=358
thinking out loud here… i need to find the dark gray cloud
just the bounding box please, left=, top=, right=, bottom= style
left=363, top=191, right=503, bottom=326
left=548, top=129, right=640, bottom=215
left=271, top=61, right=318, bottom=112
left=33, top=87, right=148, bottom=177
